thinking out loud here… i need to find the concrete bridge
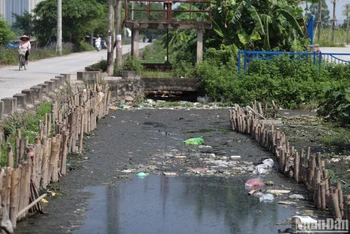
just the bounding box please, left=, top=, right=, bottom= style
left=142, top=78, right=201, bottom=94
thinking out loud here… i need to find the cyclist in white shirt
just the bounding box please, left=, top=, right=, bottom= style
left=18, top=35, right=31, bottom=64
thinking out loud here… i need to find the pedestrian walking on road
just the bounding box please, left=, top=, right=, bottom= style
left=18, top=35, right=31, bottom=64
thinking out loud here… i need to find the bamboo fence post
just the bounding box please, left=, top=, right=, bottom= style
left=41, top=137, right=48, bottom=188
left=300, top=149, right=305, bottom=183
left=294, top=151, right=300, bottom=183
left=6, top=168, right=13, bottom=216
left=306, top=146, right=311, bottom=161
left=15, top=129, right=21, bottom=167
left=17, top=163, right=26, bottom=221
left=345, top=195, right=350, bottom=220
left=48, top=136, right=57, bottom=183
left=332, top=188, right=342, bottom=219
left=34, top=138, right=42, bottom=187
left=271, top=100, right=277, bottom=110
left=323, top=170, right=329, bottom=196
left=321, top=183, right=326, bottom=210
left=7, top=143, right=13, bottom=168
left=314, top=168, right=321, bottom=209
left=258, top=102, right=264, bottom=116
left=50, top=135, right=61, bottom=183
left=79, top=110, right=84, bottom=153
left=336, top=182, right=344, bottom=217
left=61, top=131, right=69, bottom=176
left=9, top=167, right=20, bottom=228
left=39, top=120, right=44, bottom=140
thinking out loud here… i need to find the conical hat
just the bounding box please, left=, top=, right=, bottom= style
left=20, top=35, right=30, bottom=40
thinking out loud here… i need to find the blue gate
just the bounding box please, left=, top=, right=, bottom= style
left=237, top=50, right=350, bottom=74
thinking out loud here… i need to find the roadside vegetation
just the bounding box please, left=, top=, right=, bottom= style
left=0, top=102, right=52, bottom=167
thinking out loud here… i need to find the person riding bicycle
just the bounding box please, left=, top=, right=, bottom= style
left=18, top=35, right=31, bottom=64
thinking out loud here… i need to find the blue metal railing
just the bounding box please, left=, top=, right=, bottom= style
left=237, top=50, right=350, bottom=74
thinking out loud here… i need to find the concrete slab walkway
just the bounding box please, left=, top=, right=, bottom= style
left=0, top=43, right=150, bottom=100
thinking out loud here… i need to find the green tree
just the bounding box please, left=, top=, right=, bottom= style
left=33, top=0, right=105, bottom=45
left=309, top=0, right=330, bottom=28
left=211, top=0, right=305, bottom=51
left=12, top=11, right=35, bottom=36
left=0, top=16, right=15, bottom=44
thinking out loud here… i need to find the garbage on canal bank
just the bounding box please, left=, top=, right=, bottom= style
left=266, top=189, right=291, bottom=195
left=259, top=194, right=274, bottom=203
left=245, top=178, right=264, bottom=190
left=136, top=172, right=149, bottom=178
left=163, top=172, right=178, bottom=177
left=252, top=158, right=274, bottom=175
left=183, top=137, right=204, bottom=145
left=289, top=194, right=305, bottom=200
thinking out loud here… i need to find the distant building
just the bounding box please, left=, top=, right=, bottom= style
left=0, top=0, right=43, bottom=25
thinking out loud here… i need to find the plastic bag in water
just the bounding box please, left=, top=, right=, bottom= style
left=183, top=137, right=204, bottom=145
left=259, top=194, right=274, bottom=203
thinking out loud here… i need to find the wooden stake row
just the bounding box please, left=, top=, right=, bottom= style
left=0, top=81, right=110, bottom=229
left=230, top=103, right=348, bottom=221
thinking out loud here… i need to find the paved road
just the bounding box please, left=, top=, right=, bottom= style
left=0, top=43, right=149, bottom=100
left=320, top=45, right=350, bottom=62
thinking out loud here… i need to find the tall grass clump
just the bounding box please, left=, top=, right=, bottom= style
left=0, top=102, right=52, bottom=167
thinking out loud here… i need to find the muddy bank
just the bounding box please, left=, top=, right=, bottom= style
left=15, top=109, right=328, bottom=234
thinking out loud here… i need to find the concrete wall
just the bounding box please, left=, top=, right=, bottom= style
left=142, top=78, right=201, bottom=92
left=106, top=77, right=145, bottom=105
left=2, top=0, right=43, bottom=25
left=0, top=74, right=71, bottom=119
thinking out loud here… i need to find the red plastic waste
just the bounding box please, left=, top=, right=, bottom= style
left=245, top=178, right=264, bottom=190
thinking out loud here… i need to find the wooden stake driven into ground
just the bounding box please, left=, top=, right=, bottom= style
left=229, top=100, right=347, bottom=221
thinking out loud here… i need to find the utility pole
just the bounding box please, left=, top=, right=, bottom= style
left=116, top=0, right=122, bottom=69
left=57, top=0, right=62, bottom=55
left=347, top=5, right=350, bottom=44
left=331, top=0, right=336, bottom=43
left=107, top=0, right=115, bottom=75
left=317, top=0, right=322, bottom=41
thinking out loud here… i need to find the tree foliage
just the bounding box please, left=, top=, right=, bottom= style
left=12, top=11, right=35, bottom=36
left=309, top=0, right=330, bottom=28
left=211, top=0, right=307, bottom=51
left=0, top=16, right=15, bottom=44
left=33, top=0, right=105, bottom=45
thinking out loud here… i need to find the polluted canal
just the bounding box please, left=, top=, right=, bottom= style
left=16, top=108, right=328, bottom=234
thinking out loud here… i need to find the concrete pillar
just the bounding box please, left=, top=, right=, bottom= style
left=132, top=27, right=139, bottom=60
left=37, top=83, right=49, bottom=95
left=77, top=71, right=101, bottom=82
left=22, top=89, right=35, bottom=105
left=1, top=97, right=17, bottom=115
left=44, top=80, right=55, bottom=93
left=30, top=86, right=43, bottom=101
left=50, top=78, right=60, bottom=90
left=0, top=101, right=4, bottom=119
left=197, top=28, right=203, bottom=64
left=13, top=93, right=27, bottom=109
left=60, top=73, right=71, bottom=83
left=55, top=76, right=65, bottom=86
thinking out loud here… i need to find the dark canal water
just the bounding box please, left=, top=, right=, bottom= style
left=74, top=175, right=297, bottom=234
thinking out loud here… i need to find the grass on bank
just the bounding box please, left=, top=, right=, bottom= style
left=314, top=28, right=347, bottom=47
left=0, top=102, right=52, bottom=167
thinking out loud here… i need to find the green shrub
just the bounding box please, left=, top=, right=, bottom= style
left=90, top=59, right=107, bottom=71
left=0, top=102, right=52, bottom=167
left=114, top=55, right=143, bottom=76
left=74, top=41, right=94, bottom=52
